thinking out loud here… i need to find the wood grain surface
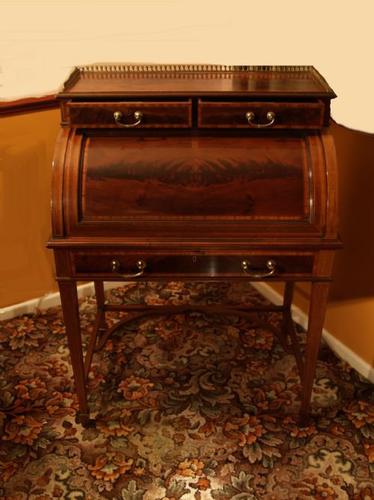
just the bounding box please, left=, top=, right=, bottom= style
left=49, top=64, right=340, bottom=423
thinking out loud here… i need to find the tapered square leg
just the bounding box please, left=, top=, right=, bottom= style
left=58, top=280, right=89, bottom=426
left=281, top=282, right=294, bottom=346
left=94, top=280, right=107, bottom=333
left=281, top=282, right=304, bottom=380
left=299, top=282, right=330, bottom=423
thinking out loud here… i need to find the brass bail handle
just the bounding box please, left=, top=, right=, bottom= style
left=241, top=259, right=276, bottom=278
left=246, top=111, right=276, bottom=128
left=111, top=259, right=146, bottom=278
left=113, top=110, right=143, bottom=128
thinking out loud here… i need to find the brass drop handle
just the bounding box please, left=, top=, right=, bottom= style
left=246, top=111, right=276, bottom=128
left=241, top=259, right=276, bottom=278
left=113, top=110, right=143, bottom=128
left=111, top=259, right=146, bottom=278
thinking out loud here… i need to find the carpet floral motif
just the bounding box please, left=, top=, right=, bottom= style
left=0, top=282, right=373, bottom=499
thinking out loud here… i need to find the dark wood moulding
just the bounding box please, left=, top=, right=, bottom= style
left=0, top=94, right=58, bottom=116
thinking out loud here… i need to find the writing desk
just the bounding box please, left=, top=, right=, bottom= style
left=48, top=64, right=340, bottom=426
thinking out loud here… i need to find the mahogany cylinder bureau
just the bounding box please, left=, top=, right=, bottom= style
left=48, top=64, right=341, bottom=426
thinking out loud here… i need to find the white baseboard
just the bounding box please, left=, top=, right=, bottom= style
left=0, top=281, right=122, bottom=322
left=1, top=281, right=373, bottom=383
left=252, top=282, right=374, bottom=383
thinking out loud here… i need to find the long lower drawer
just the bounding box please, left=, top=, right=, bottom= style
left=71, top=251, right=314, bottom=280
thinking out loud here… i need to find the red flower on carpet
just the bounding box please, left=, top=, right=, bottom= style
left=165, top=281, right=184, bottom=292
left=329, top=422, right=346, bottom=436
left=133, top=466, right=146, bottom=477
left=244, top=359, right=268, bottom=377
left=6, top=317, right=44, bottom=350
left=224, top=414, right=283, bottom=465
left=241, top=328, right=273, bottom=350
left=363, top=443, right=374, bottom=463
left=176, top=458, right=205, bottom=477
left=97, top=409, right=134, bottom=437
left=344, top=400, right=374, bottom=434
left=313, top=483, right=338, bottom=500
left=225, top=415, right=265, bottom=445
left=15, top=377, right=47, bottom=403
left=104, top=339, right=114, bottom=352
left=199, top=419, right=217, bottom=437
left=238, top=417, right=266, bottom=446
left=195, top=477, right=211, bottom=490
left=87, top=365, right=106, bottom=389
left=50, top=318, right=65, bottom=335
left=3, top=415, right=44, bottom=445
left=174, top=415, right=192, bottom=430
left=155, top=324, right=180, bottom=343
left=173, top=432, right=186, bottom=446
left=0, top=460, right=19, bottom=482
left=40, top=357, right=69, bottom=378
left=88, top=453, right=133, bottom=482
left=283, top=416, right=317, bottom=439
left=45, top=391, right=75, bottom=416
left=118, top=376, right=154, bottom=401
left=144, top=292, right=165, bottom=305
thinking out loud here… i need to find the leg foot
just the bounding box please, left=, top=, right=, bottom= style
left=76, top=412, right=95, bottom=428
left=298, top=411, right=314, bottom=427
left=58, top=280, right=89, bottom=419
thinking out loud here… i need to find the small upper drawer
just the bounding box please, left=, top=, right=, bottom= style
left=63, top=101, right=192, bottom=128
left=198, top=100, right=325, bottom=129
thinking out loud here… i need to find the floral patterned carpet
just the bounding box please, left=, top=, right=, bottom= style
left=0, top=282, right=373, bottom=500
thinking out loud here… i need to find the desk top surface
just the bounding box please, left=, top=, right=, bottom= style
left=60, top=64, right=336, bottom=98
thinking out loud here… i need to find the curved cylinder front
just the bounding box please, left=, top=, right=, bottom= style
left=51, top=129, right=338, bottom=245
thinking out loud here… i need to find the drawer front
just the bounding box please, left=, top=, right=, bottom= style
left=72, top=252, right=314, bottom=280
left=64, top=101, right=192, bottom=128
left=198, top=100, right=325, bottom=129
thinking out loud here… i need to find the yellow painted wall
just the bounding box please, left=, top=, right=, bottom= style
left=326, top=123, right=374, bottom=368
left=271, top=122, right=374, bottom=368
left=0, top=109, right=60, bottom=306
left=1, top=111, right=373, bottom=368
